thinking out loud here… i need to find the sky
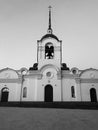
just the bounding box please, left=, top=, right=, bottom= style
left=0, top=0, right=98, bottom=70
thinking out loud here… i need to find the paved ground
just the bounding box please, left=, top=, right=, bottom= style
left=0, top=107, right=98, bottom=130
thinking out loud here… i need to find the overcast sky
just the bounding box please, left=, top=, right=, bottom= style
left=0, top=0, right=98, bottom=70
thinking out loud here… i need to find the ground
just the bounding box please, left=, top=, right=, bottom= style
left=0, top=107, right=98, bottom=130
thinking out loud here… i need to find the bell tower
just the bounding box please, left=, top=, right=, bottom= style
left=37, top=6, right=62, bottom=70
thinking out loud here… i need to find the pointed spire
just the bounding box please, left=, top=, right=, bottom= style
left=49, top=6, right=52, bottom=30
left=47, top=6, right=53, bottom=34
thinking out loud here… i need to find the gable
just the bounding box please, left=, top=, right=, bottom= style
left=0, top=68, right=19, bottom=79
left=80, top=68, right=98, bottom=79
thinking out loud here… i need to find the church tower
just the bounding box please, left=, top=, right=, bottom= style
left=37, top=6, right=62, bottom=70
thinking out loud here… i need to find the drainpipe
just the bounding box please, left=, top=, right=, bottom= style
left=20, top=75, right=24, bottom=102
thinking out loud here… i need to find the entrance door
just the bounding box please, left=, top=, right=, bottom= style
left=1, top=88, right=9, bottom=102
left=90, top=88, right=97, bottom=102
left=45, top=85, right=53, bottom=102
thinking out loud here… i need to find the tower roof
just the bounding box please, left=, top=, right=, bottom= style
left=41, top=34, right=59, bottom=41
left=40, top=6, right=59, bottom=41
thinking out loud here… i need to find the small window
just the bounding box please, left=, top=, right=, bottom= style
left=71, top=86, right=75, bottom=98
left=23, top=87, right=27, bottom=98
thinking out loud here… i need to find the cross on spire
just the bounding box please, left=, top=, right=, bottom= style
left=47, top=6, right=53, bottom=34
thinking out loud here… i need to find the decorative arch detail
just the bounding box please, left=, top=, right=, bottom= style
left=79, top=68, right=98, bottom=77
left=0, top=68, right=19, bottom=78
left=39, top=64, right=60, bottom=75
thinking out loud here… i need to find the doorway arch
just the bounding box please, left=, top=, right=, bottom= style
left=44, top=84, right=53, bottom=102
left=90, top=88, right=97, bottom=102
left=1, top=87, right=9, bottom=102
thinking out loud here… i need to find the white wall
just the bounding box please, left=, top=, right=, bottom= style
left=0, top=83, right=21, bottom=101
left=22, top=77, right=37, bottom=101
left=36, top=67, right=61, bottom=101
left=80, top=69, right=98, bottom=101
left=62, top=78, right=76, bottom=101
left=0, top=68, right=21, bottom=101
left=80, top=83, right=98, bottom=101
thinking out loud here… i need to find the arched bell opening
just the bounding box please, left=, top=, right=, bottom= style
left=45, top=43, right=54, bottom=59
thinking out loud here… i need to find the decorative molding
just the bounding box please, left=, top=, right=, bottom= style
left=0, top=68, right=20, bottom=77
left=80, top=78, right=98, bottom=83
left=0, top=78, right=22, bottom=83
left=79, top=68, right=98, bottom=77
left=37, top=74, right=43, bottom=80
left=75, top=78, right=81, bottom=84
left=24, top=73, right=42, bottom=79
left=62, top=74, right=76, bottom=79
left=40, top=64, right=60, bottom=74
left=38, top=46, right=60, bottom=51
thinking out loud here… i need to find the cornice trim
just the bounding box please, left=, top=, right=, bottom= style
left=0, top=78, right=22, bottom=83
left=80, top=78, right=98, bottom=83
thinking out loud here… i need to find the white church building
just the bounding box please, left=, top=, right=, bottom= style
left=0, top=7, right=98, bottom=103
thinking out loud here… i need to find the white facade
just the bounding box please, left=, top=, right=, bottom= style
left=0, top=8, right=98, bottom=103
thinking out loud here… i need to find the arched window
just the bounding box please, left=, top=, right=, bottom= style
left=1, top=87, right=9, bottom=102
left=90, top=88, right=97, bottom=102
left=45, top=43, right=54, bottom=59
left=23, top=87, right=27, bottom=98
left=71, top=86, right=75, bottom=98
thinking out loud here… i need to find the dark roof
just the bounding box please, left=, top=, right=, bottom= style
left=41, top=34, right=59, bottom=41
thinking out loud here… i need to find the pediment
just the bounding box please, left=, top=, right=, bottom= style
left=80, top=68, right=98, bottom=79
left=40, top=64, right=60, bottom=73
left=0, top=68, right=19, bottom=79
